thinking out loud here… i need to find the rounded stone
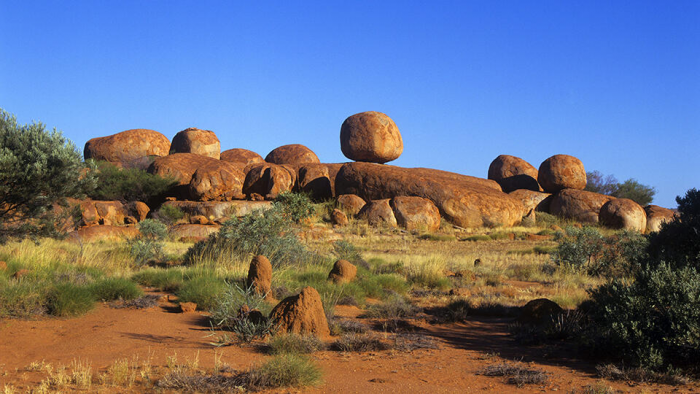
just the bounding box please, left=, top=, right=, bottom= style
left=488, top=155, right=540, bottom=192
left=599, top=198, right=647, bottom=232
left=220, top=148, right=264, bottom=165
left=265, top=144, right=319, bottom=165
left=340, top=111, right=403, bottom=164
left=538, top=154, right=587, bottom=193
left=170, top=127, right=221, bottom=159
left=84, top=129, right=171, bottom=165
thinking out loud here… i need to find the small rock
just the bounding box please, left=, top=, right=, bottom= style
left=331, top=209, right=349, bottom=226
left=190, top=215, right=210, bottom=225
left=328, top=259, right=357, bottom=284
left=269, top=286, right=330, bottom=337
left=180, top=302, right=197, bottom=313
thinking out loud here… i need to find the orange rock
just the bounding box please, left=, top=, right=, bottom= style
left=243, top=163, right=294, bottom=198
left=328, top=259, right=357, bottom=284
left=189, top=161, right=246, bottom=201
left=550, top=189, right=614, bottom=224
left=390, top=196, right=441, bottom=232
left=220, top=148, right=264, bottom=165
left=599, top=198, right=646, bottom=232
left=180, top=302, right=197, bottom=313
left=269, top=287, right=330, bottom=338
left=246, top=255, right=273, bottom=299
left=0, top=261, right=6, bottom=271
left=488, top=155, right=540, bottom=192
left=265, top=144, right=320, bottom=165
left=340, top=111, right=403, bottom=164
left=644, top=205, right=677, bottom=233
left=538, top=154, right=587, bottom=193
left=337, top=194, right=366, bottom=216
left=170, top=127, right=221, bottom=159
left=358, top=199, right=397, bottom=227
left=84, top=129, right=170, bottom=165
left=331, top=209, right=349, bottom=226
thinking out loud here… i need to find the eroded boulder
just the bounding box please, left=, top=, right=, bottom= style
left=328, top=259, right=357, bottom=284
left=189, top=161, right=246, bottom=201
left=170, top=127, right=221, bottom=159
left=265, top=144, right=320, bottom=165
left=390, top=196, right=441, bottom=232
left=297, top=163, right=344, bottom=200
left=337, top=194, right=366, bottom=216
left=644, top=205, right=677, bottom=233
left=220, top=148, right=264, bottom=165
left=243, top=163, right=294, bottom=199
left=84, top=129, right=170, bottom=166
left=549, top=189, right=613, bottom=223
left=599, top=198, right=647, bottom=232
left=148, top=153, right=221, bottom=198
left=358, top=199, right=397, bottom=227
left=508, top=190, right=553, bottom=216
left=331, top=209, right=349, bottom=226
left=538, top=154, right=586, bottom=193
left=340, top=111, right=403, bottom=164
left=488, top=155, right=540, bottom=192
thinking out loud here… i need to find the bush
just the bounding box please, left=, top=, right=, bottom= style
left=87, top=160, right=176, bottom=204
left=47, top=283, right=95, bottom=317
left=246, top=354, right=322, bottom=389
left=209, top=283, right=275, bottom=343
left=585, top=170, right=655, bottom=206
left=275, top=192, right=316, bottom=223
left=183, top=204, right=322, bottom=268
left=647, top=188, right=700, bottom=270
left=0, top=109, right=95, bottom=242
left=153, top=204, right=185, bottom=226
left=90, top=278, right=142, bottom=301
left=0, top=280, right=47, bottom=317
left=132, top=268, right=185, bottom=292
left=586, top=264, right=700, bottom=370
left=176, top=276, right=227, bottom=311
left=128, top=219, right=168, bottom=265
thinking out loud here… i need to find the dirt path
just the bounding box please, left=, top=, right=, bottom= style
left=0, top=298, right=695, bottom=393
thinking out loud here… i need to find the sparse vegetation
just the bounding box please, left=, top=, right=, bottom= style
left=87, top=160, right=176, bottom=204
left=480, top=362, right=549, bottom=387
left=585, top=170, right=656, bottom=206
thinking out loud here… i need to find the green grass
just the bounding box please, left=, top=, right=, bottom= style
left=176, top=276, right=227, bottom=311
left=90, top=278, right=143, bottom=301
left=267, top=334, right=325, bottom=354
left=47, top=283, right=96, bottom=317
left=246, top=354, right=322, bottom=389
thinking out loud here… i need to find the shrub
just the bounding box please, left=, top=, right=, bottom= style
left=87, top=160, right=176, bottom=204
left=90, top=278, right=142, bottom=301
left=176, top=276, right=227, bottom=311
left=183, top=204, right=322, bottom=268
left=246, top=354, right=322, bottom=389
left=586, top=263, right=700, bottom=370
left=128, top=219, right=168, bottom=265
left=365, top=295, right=420, bottom=319
left=647, top=188, right=700, bottom=270
left=275, top=192, right=315, bottom=223
left=332, top=240, right=364, bottom=265
left=132, top=268, right=185, bottom=292
left=267, top=333, right=325, bottom=354
left=153, top=204, right=185, bottom=225
left=585, top=170, right=655, bottom=206
left=47, top=283, right=95, bottom=317
left=0, top=108, right=95, bottom=242
left=0, top=280, right=47, bottom=317
left=331, top=333, right=388, bottom=352
left=209, top=283, right=275, bottom=343
left=480, top=362, right=549, bottom=387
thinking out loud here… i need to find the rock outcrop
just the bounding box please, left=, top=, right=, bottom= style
left=189, top=161, right=246, bottom=201
left=340, top=111, right=403, bottom=163
left=599, top=198, right=647, bottom=232
left=148, top=153, right=221, bottom=198
left=269, top=287, right=330, bottom=337
left=337, top=194, right=366, bottom=216
left=549, top=189, right=614, bottom=223
left=69, top=225, right=140, bottom=242
left=328, top=259, right=357, bottom=284
left=169, top=224, right=220, bottom=242
left=243, top=163, right=295, bottom=199
left=390, top=196, right=441, bottom=232
left=265, top=144, right=320, bottom=165
left=220, top=148, right=264, bottom=165
left=169, top=128, right=221, bottom=159
left=508, top=190, right=553, bottom=216
left=336, top=162, right=522, bottom=228
left=357, top=199, right=398, bottom=227
left=84, top=129, right=170, bottom=166
left=161, top=200, right=272, bottom=221
left=488, top=155, right=540, bottom=192
left=644, top=205, right=676, bottom=233
left=538, top=154, right=587, bottom=193
left=246, top=255, right=273, bottom=298
left=297, top=163, right=343, bottom=200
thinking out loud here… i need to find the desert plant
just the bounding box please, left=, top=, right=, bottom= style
left=0, top=280, right=47, bottom=317
left=128, top=219, right=168, bottom=265
left=153, top=204, right=185, bottom=225
left=131, top=268, right=185, bottom=292
left=90, top=277, right=142, bottom=301
left=46, top=283, right=95, bottom=317
left=365, top=295, right=420, bottom=319
left=480, top=362, right=549, bottom=387
left=647, top=188, right=700, bottom=270
left=331, top=333, right=388, bottom=352
left=246, top=354, right=322, bottom=389
left=267, top=333, right=325, bottom=354
left=585, top=171, right=655, bottom=206
left=209, top=282, right=275, bottom=343
left=275, top=191, right=316, bottom=223
left=176, top=276, right=227, bottom=311
left=87, top=160, right=176, bottom=204
left=0, top=108, right=96, bottom=242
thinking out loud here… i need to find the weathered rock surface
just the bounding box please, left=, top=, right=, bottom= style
left=162, top=200, right=272, bottom=221
left=599, top=198, right=647, bottom=232
left=328, top=259, right=357, bottom=284
left=265, top=144, right=320, bottom=165
left=508, top=190, right=553, bottom=216
left=549, top=189, right=614, bottom=223
left=488, top=155, right=540, bottom=192
left=246, top=255, right=273, bottom=298
left=340, top=111, right=403, bottom=163
left=148, top=153, right=221, bottom=198
left=336, top=162, right=522, bottom=228
left=84, top=129, right=170, bottom=165
left=269, top=287, right=330, bottom=337
left=358, top=199, right=398, bottom=227
left=189, top=161, right=246, bottom=201
left=69, top=225, right=140, bottom=242
left=169, top=224, right=220, bottom=242
left=298, top=163, right=344, bottom=200
left=243, top=163, right=294, bottom=198
left=337, top=194, right=366, bottom=216
left=518, top=298, right=563, bottom=325
left=390, top=196, right=441, bottom=232
left=169, top=128, right=221, bottom=159
left=538, top=154, right=587, bottom=193
left=130, top=201, right=150, bottom=222
left=77, top=199, right=133, bottom=226
left=644, top=205, right=677, bottom=233
left=220, top=148, right=264, bottom=165
left=331, top=209, right=349, bottom=226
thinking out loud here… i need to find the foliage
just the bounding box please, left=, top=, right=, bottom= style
left=87, top=160, right=176, bottom=204
left=332, top=240, right=363, bottom=265
left=46, top=283, right=95, bottom=317
left=647, top=188, right=700, bottom=270
left=131, top=268, right=185, bottom=292
left=267, top=333, right=326, bottom=354
left=0, top=108, right=95, bottom=242
left=246, top=354, right=322, bottom=389
left=176, top=276, right=227, bottom=311
left=585, top=170, right=655, bottom=206
left=153, top=204, right=185, bottom=225
left=275, top=192, right=316, bottom=223
left=331, top=333, right=388, bottom=352
left=183, top=204, right=322, bottom=268
left=209, top=282, right=275, bottom=343
left=90, top=278, right=142, bottom=301
left=0, top=279, right=47, bottom=317
left=128, top=219, right=168, bottom=265
left=586, top=264, right=700, bottom=370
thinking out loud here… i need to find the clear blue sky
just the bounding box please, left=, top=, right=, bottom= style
left=1, top=1, right=698, bottom=208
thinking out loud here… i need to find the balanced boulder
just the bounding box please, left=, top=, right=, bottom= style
left=599, top=198, right=647, bottom=232
left=538, top=154, right=587, bottom=193
left=265, top=144, right=320, bottom=165
left=297, top=163, right=344, bottom=200
left=220, top=148, right=264, bottom=165
left=328, top=259, right=357, bottom=284
left=358, top=199, right=398, bottom=227
left=390, top=196, right=441, bottom=232
left=84, top=129, right=170, bottom=166
left=340, top=111, right=403, bottom=164
left=549, top=189, right=614, bottom=223
left=246, top=255, right=273, bottom=298
left=269, top=287, right=330, bottom=337
left=337, top=194, right=366, bottom=216
left=644, top=205, right=676, bottom=233
left=488, top=155, right=540, bottom=192
left=336, top=162, right=522, bottom=228
left=189, top=161, right=246, bottom=201
left=170, top=127, right=221, bottom=159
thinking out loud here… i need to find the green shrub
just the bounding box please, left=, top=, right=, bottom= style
left=332, top=240, right=363, bottom=265
left=0, top=108, right=96, bottom=242
left=209, top=283, right=274, bottom=342
left=0, top=280, right=47, bottom=317
left=647, top=188, right=700, bottom=270
left=365, top=295, right=420, bottom=319
left=586, top=171, right=656, bottom=206
left=154, top=204, right=185, bottom=225
left=246, top=354, right=322, bottom=389
left=183, top=205, right=322, bottom=268
left=47, top=283, right=95, bottom=317
left=90, top=278, right=142, bottom=301
left=87, top=161, right=176, bottom=203
left=128, top=219, right=168, bottom=265
left=268, top=333, right=325, bottom=354
left=586, top=263, right=700, bottom=370
left=275, top=192, right=316, bottom=223
left=132, top=268, right=185, bottom=292
left=176, top=276, right=227, bottom=311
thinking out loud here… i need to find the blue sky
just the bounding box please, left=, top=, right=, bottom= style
left=1, top=1, right=698, bottom=208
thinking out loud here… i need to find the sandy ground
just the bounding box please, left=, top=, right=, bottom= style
left=0, top=294, right=697, bottom=393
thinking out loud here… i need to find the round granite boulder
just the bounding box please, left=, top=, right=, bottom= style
left=170, top=127, right=221, bottom=159
left=538, top=154, right=586, bottom=193
left=488, top=155, right=540, bottom=192
left=265, top=144, right=319, bottom=165
left=84, top=129, right=170, bottom=165
left=340, top=111, right=403, bottom=164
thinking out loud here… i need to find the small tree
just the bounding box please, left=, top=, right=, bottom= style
left=0, top=109, right=95, bottom=242
left=585, top=170, right=655, bottom=206
left=647, top=188, right=700, bottom=270
left=585, top=170, right=619, bottom=195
